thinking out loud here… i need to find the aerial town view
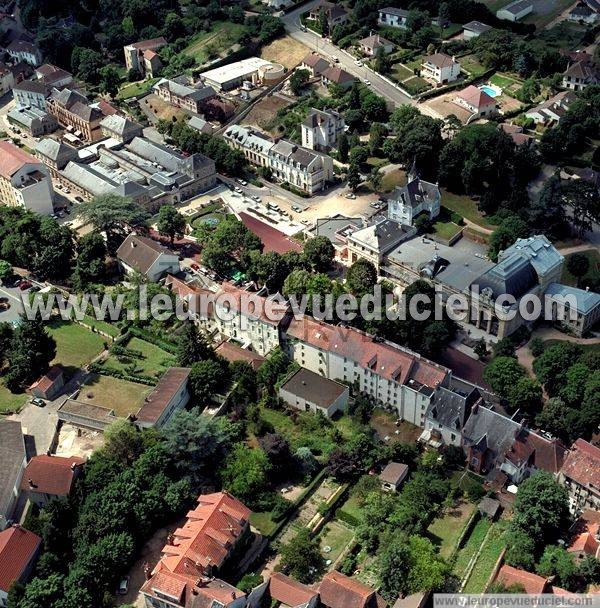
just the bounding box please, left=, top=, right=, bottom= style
left=0, top=0, right=599, bottom=606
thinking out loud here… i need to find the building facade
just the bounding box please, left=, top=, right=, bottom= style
left=46, top=88, right=103, bottom=142
left=123, top=37, right=167, bottom=77
left=301, top=108, right=345, bottom=151
left=421, top=53, right=460, bottom=84
left=559, top=439, right=600, bottom=514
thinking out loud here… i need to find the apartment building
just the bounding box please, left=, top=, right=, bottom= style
left=559, top=439, right=600, bottom=514
left=153, top=77, right=216, bottom=113
left=224, top=124, right=334, bottom=194
left=7, top=106, right=57, bottom=136
left=0, top=140, right=54, bottom=215
left=99, top=114, right=143, bottom=143
left=12, top=79, right=47, bottom=110
left=46, top=88, right=103, bottom=142
left=6, top=40, right=41, bottom=66
left=282, top=315, right=450, bottom=427
left=301, top=107, right=345, bottom=151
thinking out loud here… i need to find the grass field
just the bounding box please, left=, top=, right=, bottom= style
left=460, top=54, right=488, bottom=78
left=392, top=63, right=415, bottom=82
left=463, top=521, right=508, bottom=592
left=522, top=0, right=579, bottom=28
left=403, top=76, right=431, bottom=95
left=543, top=339, right=600, bottom=356
left=431, top=219, right=463, bottom=242
left=0, top=384, right=28, bottom=414
left=48, top=320, right=106, bottom=369
left=79, top=373, right=150, bottom=417
left=441, top=190, right=496, bottom=230
left=101, top=337, right=175, bottom=379
left=536, top=21, right=588, bottom=50
left=117, top=77, right=159, bottom=100
left=319, top=521, right=355, bottom=566
left=249, top=511, right=278, bottom=536
left=260, top=35, right=310, bottom=69
left=453, top=517, right=492, bottom=579
left=184, top=21, right=247, bottom=64
left=81, top=316, right=120, bottom=338
left=381, top=168, right=407, bottom=192
left=428, top=501, right=476, bottom=559
left=561, top=249, right=600, bottom=287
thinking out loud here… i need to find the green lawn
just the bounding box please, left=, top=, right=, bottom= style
left=48, top=320, right=106, bottom=369
left=116, top=77, right=159, bottom=100
left=463, top=521, right=508, bottom=592
left=338, top=493, right=364, bottom=524
left=561, top=249, right=600, bottom=288
left=249, top=511, right=278, bottom=536
left=459, top=54, right=488, bottom=78
left=489, top=73, right=518, bottom=89
left=381, top=168, right=407, bottom=192
left=536, top=21, right=588, bottom=50
left=522, top=0, right=580, bottom=28
left=184, top=21, right=247, bottom=64
left=79, top=373, right=150, bottom=417
left=453, top=517, right=492, bottom=579
left=82, top=316, right=121, bottom=338
left=392, top=63, right=414, bottom=82
left=101, top=337, right=175, bottom=379
left=431, top=220, right=463, bottom=242
left=319, top=521, right=355, bottom=565
left=542, top=339, right=600, bottom=357
left=428, top=501, right=476, bottom=559
left=441, top=190, right=496, bottom=231
left=403, top=76, right=431, bottom=95
left=0, top=384, right=28, bottom=415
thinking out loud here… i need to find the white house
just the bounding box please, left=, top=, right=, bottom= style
left=279, top=367, right=349, bottom=417
left=6, top=40, right=42, bottom=66
left=525, top=91, right=576, bottom=124
left=388, top=169, right=441, bottom=226
left=421, top=53, right=461, bottom=85
left=12, top=80, right=47, bottom=111
left=301, top=107, right=345, bottom=151
left=378, top=6, right=409, bottom=28
left=462, top=20, right=492, bottom=38
left=359, top=34, right=394, bottom=56
left=116, top=234, right=180, bottom=281
left=496, top=0, right=533, bottom=21
left=453, top=85, right=497, bottom=119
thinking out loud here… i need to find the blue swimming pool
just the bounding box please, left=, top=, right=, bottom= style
left=479, top=85, right=500, bottom=98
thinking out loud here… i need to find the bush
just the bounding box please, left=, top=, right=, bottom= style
left=450, top=211, right=464, bottom=226
left=529, top=337, right=545, bottom=357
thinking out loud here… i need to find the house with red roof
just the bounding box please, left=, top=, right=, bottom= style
left=319, top=571, right=387, bottom=608
left=20, top=455, right=85, bottom=508
left=453, top=85, right=497, bottom=120
left=568, top=510, right=600, bottom=561
left=268, top=572, right=319, bottom=608
left=282, top=314, right=449, bottom=427
left=559, top=439, right=600, bottom=514
left=30, top=365, right=64, bottom=400
left=140, top=492, right=250, bottom=608
left=0, top=525, right=41, bottom=607
left=495, top=564, right=550, bottom=594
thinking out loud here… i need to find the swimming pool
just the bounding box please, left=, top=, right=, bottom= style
left=479, top=85, right=500, bottom=98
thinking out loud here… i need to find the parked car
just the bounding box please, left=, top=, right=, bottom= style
left=117, top=577, right=130, bottom=595
left=234, top=186, right=242, bottom=193
left=354, top=59, right=363, bottom=66
left=19, top=280, right=32, bottom=290
left=251, top=195, right=262, bottom=202
left=75, top=196, right=84, bottom=203
left=364, top=79, right=371, bottom=86
left=345, top=192, right=356, bottom=199
left=190, top=263, right=200, bottom=271
left=291, top=205, right=302, bottom=212
left=332, top=56, right=339, bottom=63
left=31, top=398, right=45, bottom=407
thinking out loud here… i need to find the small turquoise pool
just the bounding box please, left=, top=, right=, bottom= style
left=479, top=85, right=500, bottom=98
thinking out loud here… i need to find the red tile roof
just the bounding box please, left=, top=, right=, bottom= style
left=456, top=85, right=496, bottom=110
left=319, top=571, right=387, bottom=608
left=0, top=141, right=39, bottom=179
left=269, top=572, right=318, bottom=607
left=560, top=439, right=600, bottom=489
left=215, top=341, right=266, bottom=370
left=21, top=455, right=85, bottom=496
left=29, top=365, right=63, bottom=394
left=505, top=430, right=567, bottom=474
left=159, top=492, right=251, bottom=577
left=0, top=525, right=41, bottom=593
left=496, top=565, right=549, bottom=594
left=568, top=511, right=600, bottom=558
left=285, top=315, right=448, bottom=389
left=379, top=462, right=409, bottom=485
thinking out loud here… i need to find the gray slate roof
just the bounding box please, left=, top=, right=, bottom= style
left=473, top=254, right=538, bottom=300
left=545, top=282, right=600, bottom=314
left=392, top=176, right=440, bottom=209
left=499, top=235, right=563, bottom=278
left=0, top=421, right=25, bottom=522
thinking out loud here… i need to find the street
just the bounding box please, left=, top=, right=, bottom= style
left=281, top=0, right=415, bottom=108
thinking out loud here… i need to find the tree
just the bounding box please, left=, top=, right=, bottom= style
left=156, top=205, right=186, bottom=245
left=559, top=362, right=590, bottom=406
left=389, top=105, right=421, bottom=133
left=537, top=546, right=577, bottom=590
left=0, top=259, right=12, bottom=281
left=346, top=259, right=377, bottom=296
left=562, top=179, right=600, bottom=238
left=72, top=232, right=107, bottom=290
left=566, top=252, right=590, bottom=287
left=303, top=236, right=334, bottom=272
left=76, top=195, right=149, bottom=253
left=103, top=419, right=149, bottom=465
left=259, top=432, right=293, bottom=479
left=533, top=342, right=583, bottom=395
left=71, top=47, right=103, bottom=83
left=488, top=216, right=529, bottom=262
left=379, top=535, right=412, bottom=600
left=369, top=166, right=383, bottom=193
left=579, top=555, right=600, bottom=585
left=189, top=358, right=228, bottom=405
left=99, top=65, right=121, bottom=98
left=483, top=356, right=527, bottom=398
left=528, top=175, right=568, bottom=239
left=347, top=162, right=361, bottom=193
left=4, top=319, right=56, bottom=391
left=369, top=122, right=386, bottom=155
left=17, top=573, right=64, bottom=608
left=337, top=131, right=349, bottom=162
left=507, top=377, right=542, bottom=416
left=279, top=528, right=325, bottom=583
left=507, top=471, right=570, bottom=563
left=289, top=68, right=310, bottom=96
left=176, top=323, right=213, bottom=366
left=406, top=535, right=449, bottom=594
left=474, top=338, right=488, bottom=359
left=221, top=443, right=270, bottom=506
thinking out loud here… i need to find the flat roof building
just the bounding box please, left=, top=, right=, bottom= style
left=200, top=57, right=273, bottom=91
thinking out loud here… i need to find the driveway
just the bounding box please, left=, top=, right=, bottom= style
left=282, top=1, right=414, bottom=108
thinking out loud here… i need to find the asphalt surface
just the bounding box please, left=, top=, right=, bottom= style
left=281, top=0, right=415, bottom=108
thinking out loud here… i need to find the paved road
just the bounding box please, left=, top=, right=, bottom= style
left=281, top=1, right=414, bottom=108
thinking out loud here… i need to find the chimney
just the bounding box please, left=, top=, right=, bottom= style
left=472, top=402, right=479, bottom=415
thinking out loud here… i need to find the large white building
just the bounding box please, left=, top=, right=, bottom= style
left=496, top=0, right=533, bottom=20
left=388, top=170, right=441, bottom=226
left=200, top=57, right=274, bottom=91
left=0, top=141, right=54, bottom=215
left=301, top=108, right=345, bottom=152
left=224, top=124, right=334, bottom=195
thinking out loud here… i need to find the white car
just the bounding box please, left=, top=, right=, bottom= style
left=354, top=60, right=363, bottom=66
left=234, top=186, right=242, bottom=193
left=332, top=56, right=339, bottom=63
left=345, top=192, right=356, bottom=199
left=364, top=79, right=371, bottom=86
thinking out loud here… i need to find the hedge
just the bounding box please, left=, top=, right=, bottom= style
left=127, top=326, right=179, bottom=354
left=88, top=363, right=157, bottom=386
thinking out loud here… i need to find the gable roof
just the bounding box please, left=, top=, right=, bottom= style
left=379, top=462, right=409, bottom=485
left=0, top=525, right=41, bottom=593
left=505, top=429, right=567, bottom=474
left=456, top=84, right=495, bottom=109
left=302, top=52, right=331, bottom=74
left=359, top=34, right=393, bottom=48
left=322, top=66, right=355, bottom=84
left=496, top=565, right=548, bottom=594
left=21, top=455, right=84, bottom=496
left=0, top=140, right=39, bottom=178
left=129, top=37, right=167, bottom=51
left=269, top=572, right=318, bottom=607
left=560, top=439, right=600, bottom=488
left=463, top=20, right=492, bottom=33
left=379, top=6, right=409, bottom=17
left=545, top=283, right=600, bottom=315
left=29, top=364, right=63, bottom=394
left=215, top=341, right=266, bottom=370
left=424, top=52, right=457, bottom=69
left=135, top=367, right=191, bottom=425
left=117, top=234, right=175, bottom=275
left=319, top=571, right=387, bottom=608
